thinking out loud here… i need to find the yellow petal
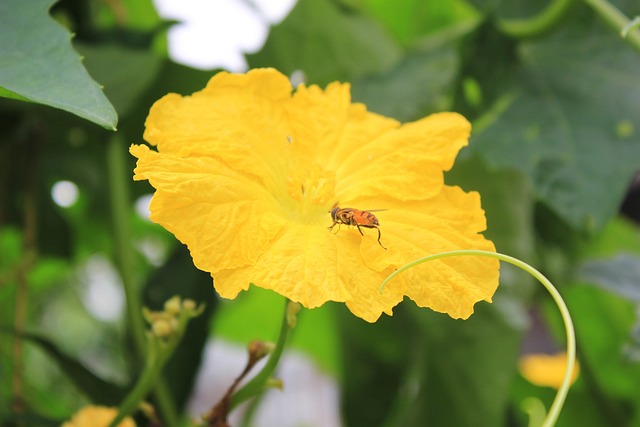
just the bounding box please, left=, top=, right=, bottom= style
left=61, top=406, right=135, bottom=427
left=214, top=222, right=405, bottom=322
left=131, top=144, right=286, bottom=271
left=519, top=352, right=579, bottom=388
left=359, top=186, right=499, bottom=319
left=335, top=112, right=471, bottom=202
left=143, top=69, right=293, bottom=193
left=285, top=82, right=399, bottom=164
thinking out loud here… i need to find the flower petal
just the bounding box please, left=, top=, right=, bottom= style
left=519, top=352, right=579, bottom=388
left=285, top=82, right=399, bottom=165
left=62, top=406, right=136, bottom=427
left=214, top=223, right=405, bottom=322
left=335, top=112, right=471, bottom=202
left=143, top=69, right=294, bottom=193
left=131, top=144, right=286, bottom=271
left=133, top=68, right=500, bottom=323
left=359, top=185, right=499, bottom=318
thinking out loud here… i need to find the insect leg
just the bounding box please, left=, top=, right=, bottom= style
left=328, top=221, right=341, bottom=234
left=376, top=228, right=387, bottom=250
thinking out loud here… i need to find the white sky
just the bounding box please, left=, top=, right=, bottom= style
left=152, top=0, right=298, bottom=71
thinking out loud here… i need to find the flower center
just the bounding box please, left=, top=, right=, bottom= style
left=284, top=162, right=336, bottom=224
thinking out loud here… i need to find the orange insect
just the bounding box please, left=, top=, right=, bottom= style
left=328, top=206, right=387, bottom=249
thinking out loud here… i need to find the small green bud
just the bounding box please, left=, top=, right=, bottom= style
left=164, top=296, right=182, bottom=315
left=182, top=299, right=196, bottom=311
left=152, top=319, right=173, bottom=337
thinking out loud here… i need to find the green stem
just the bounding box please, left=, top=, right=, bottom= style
left=109, top=336, right=161, bottom=427
left=621, top=16, right=640, bottom=38
left=380, top=250, right=576, bottom=427
left=521, top=397, right=547, bottom=427
left=109, top=303, right=204, bottom=427
left=584, top=0, right=640, bottom=52
left=497, top=0, right=576, bottom=39
left=230, top=299, right=294, bottom=409
left=107, top=134, right=146, bottom=364
left=106, top=136, right=179, bottom=426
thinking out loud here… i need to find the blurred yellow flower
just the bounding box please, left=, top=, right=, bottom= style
left=519, top=352, right=580, bottom=388
left=61, top=406, right=135, bottom=427
left=131, top=68, right=499, bottom=322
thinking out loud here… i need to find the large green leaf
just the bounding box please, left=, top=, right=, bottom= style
left=0, top=0, right=117, bottom=129
left=466, top=0, right=554, bottom=17
left=561, top=286, right=640, bottom=415
left=472, top=21, right=640, bottom=231
left=404, top=303, right=524, bottom=427
left=339, top=299, right=524, bottom=427
left=247, top=0, right=401, bottom=86
left=360, top=0, right=480, bottom=45
left=577, top=216, right=640, bottom=258
left=75, top=43, right=162, bottom=118
left=338, top=307, right=418, bottom=426
left=534, top=215, right=640, bottom=425
left=7, top=331, right=128, bottom=406
left=579, top=254, right=640, bottom=303
left=510, top=374, right=613, bottom=427
left=351, top=40, right=459, bottom=121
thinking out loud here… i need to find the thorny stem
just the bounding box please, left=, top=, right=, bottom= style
left=380, top=250, right=576, bottom=427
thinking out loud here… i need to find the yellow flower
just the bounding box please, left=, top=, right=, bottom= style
left=62, top=406, right=136, bottom=427
left=131, top=68, right=499, bottom=322
left=519, top=352, right=580, bottom=388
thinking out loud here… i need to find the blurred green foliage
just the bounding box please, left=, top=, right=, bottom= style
left=1, top=0, right=640, bottom=426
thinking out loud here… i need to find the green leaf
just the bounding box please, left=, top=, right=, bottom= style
left=28, top=257, right=70, bottom=292
left=339, top=302, right=524, bottom=427
left=403, top=303, right=524, bottom=427
left=0, top=0, right=118, bottom=130
left=471, top=23, right=640, bottom=231
left=360, top=0, right=480, bottom=45
left=0, top=227, right=23, bottom=274
left=11, top=331, right=127, bottom=405
left=561, top=286, right=640, bottom=403
left=75, top=43, right=162, bottom=118
left=117, top=60, right=214, bottom=139
left=351, top=40, right=459, bottom=121
left=338, top=307, right=418, bottom=426
left=511, top=375, right=613, bottom=427
left=247, top=0, right=401, bottom=86
left=577, top=216, right=640, bottom=259
left=447, top=156, right=535, bottom=260
left=0, top=86, right=31, bottom=102
left=0, top=411, right=62, bottom=427
left=579, top=254, right=640, bottom=302
left=466, top=0, right=550, bottom=17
